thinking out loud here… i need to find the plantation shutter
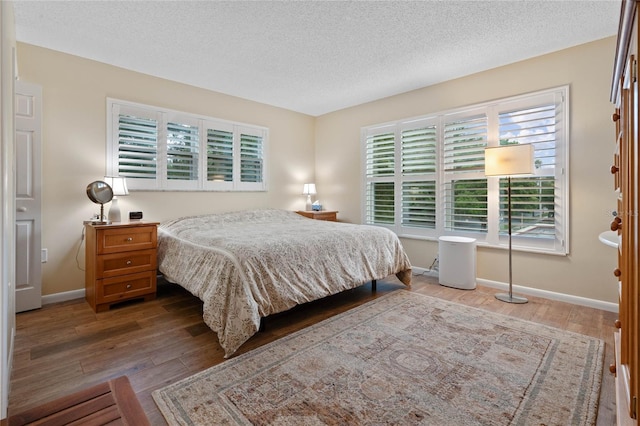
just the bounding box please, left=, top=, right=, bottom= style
left=402, top=126, right=436, bottom=174
left=367, top=182, right=395, bottom=225
left=497, top=101, right=559, bottom=240
left=166, top=119, right=199, bottom=181
left=359, top=86, right=567, bottom=254
left=401, top=125, right=437, bottom=229
left=443, top=113, right=488, bottom=232
left=366, top=132, right=395, bottom=177
left=365, top=130, right=396, bottom=225
left=207, top=128, right=233, bottom=182
left=499, top=104, right=556, bottom=169
left=499, top=177, right=555, bottom=238
left=108, top=99, right=268, bottom=192
left=444, top=179, right=488, bottom=232
left=240, top=132, right=264, bottom=183
left=443, top=114, right=487, bottom=173
left=402, top=181, right=436, bottom=228
left=117, top=113, right=158, bottom=180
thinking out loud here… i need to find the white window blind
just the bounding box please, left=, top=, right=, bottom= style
left=116, top=111, right=159, bottom=181
left=361, top=86, right=569, bottom=255
left=107, top=99, right=268, bottom=191
left=401, top=124, right=437, bottom=229
left=443, top=114, right=487, bottom=173
left=206, top=128, right=233, bottom=182
left=402, top=126, right=436, bottom=174
left=443, top=113, right=488, bottom=233
left=365, top=130, right=396, bottom=225
left=366, top=132, right=395, bottom=177
left=499, top=177, right=555, bottom=239
left=367, top=182, right=395, bottom=225
left=495, top=96, right=563, bottom=243
left=444, top=178, right=488, bottom=232
left=402, top=181, right=436, bottom=228
left=240, top=132, right=263, bottom=183
left=167, top=120, right=199, bottom=182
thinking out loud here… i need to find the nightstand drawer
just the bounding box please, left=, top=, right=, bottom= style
left=97, top=270, right=156, bottom=304
left=312, top=211, right=337, bottom=221
left=97, top=226, right=157, bottom=254
left=86, top=221, right=159, bottom=312
left=296, top=210, right=338, bottom=221
left=96, top=249, right=157, bottom=279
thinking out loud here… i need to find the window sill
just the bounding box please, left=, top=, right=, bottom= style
left=397, top=233, right=568, bottom=256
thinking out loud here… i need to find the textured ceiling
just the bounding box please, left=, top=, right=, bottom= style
left=13, top=0, right=621, bottom=116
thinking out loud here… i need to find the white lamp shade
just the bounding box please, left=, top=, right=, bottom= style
left=103, top=176, right=129, bottom=196
left=302, top=183, right=317, bottom=195
left=484, top=144, right=534, bottom=177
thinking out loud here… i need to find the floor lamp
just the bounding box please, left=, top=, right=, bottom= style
left=485, top=144, right=534, bottom=304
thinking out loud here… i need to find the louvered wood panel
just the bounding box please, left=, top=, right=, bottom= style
left=611, top=2, right=640, bottom=423
left=7, top=376, right=148, bottom=426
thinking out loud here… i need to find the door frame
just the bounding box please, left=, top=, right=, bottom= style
left=0, top=0, right=17, bottom=420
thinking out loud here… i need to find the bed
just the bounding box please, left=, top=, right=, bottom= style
left=157, top=209, right=412, bottom=357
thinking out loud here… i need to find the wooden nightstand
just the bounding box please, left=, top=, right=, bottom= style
left=85, top=221, right=159, bottom=312
left=295, top=210, right=338, bottom=221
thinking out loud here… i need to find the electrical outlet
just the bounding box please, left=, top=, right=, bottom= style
left=41, top=248, right=48, bottom=263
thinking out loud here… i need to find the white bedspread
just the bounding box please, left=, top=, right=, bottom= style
left=157, top=209, right=412, bottom=357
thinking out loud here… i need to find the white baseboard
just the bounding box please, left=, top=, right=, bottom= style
left=412, top=267, right=618, bottom=313
left=42, top=288, right=85, bottom=305
left=42, top=272, right=619, bottom=314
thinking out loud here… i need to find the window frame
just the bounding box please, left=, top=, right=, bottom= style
left=361, top=86, right=569, bottom=255
left=106, top=98, right=268, bottom=192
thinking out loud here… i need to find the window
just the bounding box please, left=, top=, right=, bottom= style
left=107, top=99, right=268, bottom=191
left=402, top=124, right=437, bottom=229
left=362, top=86, right=568, bottom=254
left=443, top=111, right=488, bottom=233
left=365, top=129, right=395, bottom=224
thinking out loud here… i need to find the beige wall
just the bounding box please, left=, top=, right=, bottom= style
left=315, top=36, right=619, bottom=304
left=17, top=43, right=316, bottom=296
left=17, top=37, right=620, bottom=304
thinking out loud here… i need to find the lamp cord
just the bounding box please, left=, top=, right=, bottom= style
left=75, top=226, right=85, bottom=271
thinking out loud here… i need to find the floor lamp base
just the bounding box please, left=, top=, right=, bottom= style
left=495, top=293, right=528, bottom=304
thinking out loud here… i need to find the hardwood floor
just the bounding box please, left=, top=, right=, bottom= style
left=8, top=274, right=618, bottom=425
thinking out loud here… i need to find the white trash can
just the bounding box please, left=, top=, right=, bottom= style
left=438, top=236, right=477, bottom=290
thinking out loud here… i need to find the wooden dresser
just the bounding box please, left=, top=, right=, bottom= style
left=611, top=1, right=640, bottom=424
left=295, top=210, right=338, bottom=221
left=85, top=221, right=159, bottom=312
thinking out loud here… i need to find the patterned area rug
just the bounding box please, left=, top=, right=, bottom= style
left=153, top=290, right=604, bottom=425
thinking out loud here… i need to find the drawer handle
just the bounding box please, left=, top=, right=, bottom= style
left=126, top=284, right=132, bottom=289
left=611, top=217, right=622, bottom=231
left=125, top=237, right=133, bottom=242
left=126, top=260, right=132, bottom=265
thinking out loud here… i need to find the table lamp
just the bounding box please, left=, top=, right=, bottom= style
left=302, top=183, right=316, bottom=211
left=103, top=176, right=129, bottom=222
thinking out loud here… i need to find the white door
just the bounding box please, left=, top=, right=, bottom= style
left=1, top=1, right=17, bottom=419
left=14, top=81, right=42, bottom=312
